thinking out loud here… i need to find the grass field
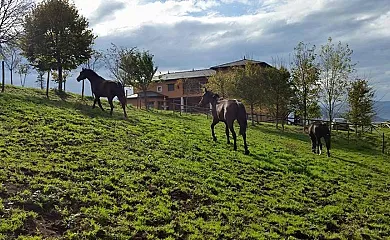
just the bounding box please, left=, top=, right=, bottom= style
left=0, top=86, right=390, bottom=239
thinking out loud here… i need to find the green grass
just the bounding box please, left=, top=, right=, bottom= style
left=0, top=85, right=390, bottom=239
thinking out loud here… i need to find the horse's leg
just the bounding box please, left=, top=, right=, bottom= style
left=92, top=98, right=98, bottom=109
left=108, top=97, right=114, bottom=116
left=97, top=98, right=104, bottom=111
left=224, top=122, right=230, bottom=144
left=211, top=120, right=218, bottom=141
left=118, top=95, right=127, bottom=118
left=317, top=138, right=322, bottom=155
left=310, top=135, right=316, bottom=154
left=237, top=116, right=249, bottom=155
left=228, top=122, right=237, bottom=151
left=242, top=129, right=249, bottom=155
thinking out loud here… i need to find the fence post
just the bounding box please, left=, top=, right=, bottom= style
left=256, top=114, right=259, bottom=124
left=383, top=132, right=385, bottom=154
left=348, top=127, right=350, bottom=143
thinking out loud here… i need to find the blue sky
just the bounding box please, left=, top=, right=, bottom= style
left=18, top=0, right=390, bottom=101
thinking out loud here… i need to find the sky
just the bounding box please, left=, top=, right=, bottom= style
left=19, top=0, right=390, bottom=100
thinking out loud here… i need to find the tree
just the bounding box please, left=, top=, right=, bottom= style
left=21, top=0, right=95, bottom=92
left=233, top=63, right=266, bottom=126
left=291, top=41, right=320, bottom=125
left=0, top=0, right=34, bottom=44
left=36, top=69, right=45, bottom=89
left=51, top=69, right=70, bottom=91
left=206, top=70, right=236, bottom=98
left=347, top=79, right=374, bottom=126
left=104, top=44, right=136, bottom=85
left=319, top=37, right=355, bottom=128
left=17, top=62, right=31, bottom=87
left=119, top=49, right=158, bottom=109
left=264, top=65, right=294, bottom=129
left=0, top=41, right=21, bottom=85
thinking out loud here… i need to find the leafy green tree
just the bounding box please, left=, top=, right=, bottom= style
left=291, top=41, right=320, bottom=125
left=21, top=0, right=95, bottom=92
left=0, top=41, right=22, bottom=85
left=17, top=62, right=31, bottom=87
left=104, top=44, right=136, bottom=85
left=264, top=66, right=294, bottom=129
left=51, top=69, right=70, bottom=91
left=206, top=70, right=236, bottom=98
left=118, top=49, right=158, bottom=109
left=36, top=69, right=45, bottom=89
left=347, top=79, right=374, bottom=126
left=319, top=37, right=355, bottom=127
left=234, top=63, right=266, bottom=126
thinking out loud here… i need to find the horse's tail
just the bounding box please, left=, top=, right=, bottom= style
left=237, top=102, right=247, bottom=136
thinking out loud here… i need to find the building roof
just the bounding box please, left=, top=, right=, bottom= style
left=210, top=58, right=271, bottom=70
left=153, top=69, right=216, bottom=81
left=127, top=91, right=166, bottom=99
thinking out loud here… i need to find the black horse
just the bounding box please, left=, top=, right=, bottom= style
left=76, top=68, right=127, bottom=118
left=308, top=122, right=331, bottom=157
left=199, top=89, right=249, bottom=155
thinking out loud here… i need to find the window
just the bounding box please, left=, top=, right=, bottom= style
left=168, top=84, right=175, bottom=91
left=157, top=86, right=162, bottom=92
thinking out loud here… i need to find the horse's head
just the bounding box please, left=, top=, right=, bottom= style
left=198, top=88, right=218, bottom=107
left=76, top=68, right=90, bottom=82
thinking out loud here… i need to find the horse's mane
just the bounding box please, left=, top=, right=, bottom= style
left=84, top=69, right=105, bottom=81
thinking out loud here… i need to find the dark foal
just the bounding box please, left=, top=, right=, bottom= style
left=199, top=89, right=249, bottom=155
left=308, top=122, right=331, bottom=157
left=76, top=68, right=127, bottom=118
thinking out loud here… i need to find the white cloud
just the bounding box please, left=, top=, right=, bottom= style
left=30, top=0, right=390, bottom=101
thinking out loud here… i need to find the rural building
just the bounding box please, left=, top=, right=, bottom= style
left=126, top=58, right=271, bottom=111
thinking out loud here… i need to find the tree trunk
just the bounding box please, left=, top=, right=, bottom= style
left=46, top=71, right=50, bottom=98
left=58, top=62, right=63, bottom=92
left=276, top=103, right=279, bottom=129
left=303, top=94, right=307, bottom=127
left=1, top=61, right=4, bottom=93
left=10, top=69, right=13, bottom=85
left=251, top=103, right=254, bottom=126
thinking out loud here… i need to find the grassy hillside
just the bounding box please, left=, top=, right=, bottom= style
left=0, top=86, right=389, bottom=239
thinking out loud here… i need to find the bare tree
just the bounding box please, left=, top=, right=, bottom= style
left=104, top=43, right=136, bottom=85
left=0, top=0, right=34, bottom=44
left=0, top=41, right=21, bottom=85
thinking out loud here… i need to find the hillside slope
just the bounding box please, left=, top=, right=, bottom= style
left=0, top=86, right=389, bottom=239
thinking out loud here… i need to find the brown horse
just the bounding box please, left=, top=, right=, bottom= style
left=76, top=68, right=127, bottom=118
left=308, top=122, right=331, bottom=157
left=199, top=89, right=249, bottom=155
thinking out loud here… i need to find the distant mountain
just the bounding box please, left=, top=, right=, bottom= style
left=374, top=101, right=390, bottom=121
left=319, top=101, right=390, bottom=122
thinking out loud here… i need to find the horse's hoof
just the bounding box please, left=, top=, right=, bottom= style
left=213, top=138, right=217, bottom=142
left=244, top=150, right=250, bottom=155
